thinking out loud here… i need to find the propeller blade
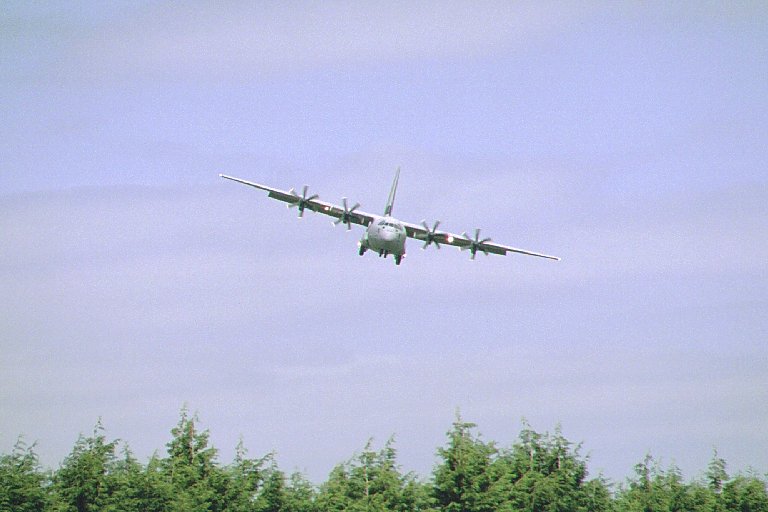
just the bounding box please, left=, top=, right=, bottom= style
left=420, top=220, right=443, bottom=249
left=333, top=198, right=347, bottom=225
left=461, top=228, right=489, bottom=259
left=287, top=185, right=318, bottom=217
left=347, top=203, right=360, bottom=230
left=333, top=197, right=360, bottom=230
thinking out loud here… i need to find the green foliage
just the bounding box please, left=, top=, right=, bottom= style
left=254, top=463, right=286, bottom=512
left=51, top=420, right=118, bottom=512
left=707, top=450, right=729, bottom=495
left=317, top=437, right=434, bottom=511
left=433, top=416, right=497, bottom=512
left=0, top=438, right=47, bottom=512
left=100, top=447, right=171, bottom=512
left=433, top=418, right=611, bottom=512
left=283, top=472, right=319, bottom=512
left=614, top=453, right=768, bottom=512
left=163, top=407, right=231, bottom=511
left=224, top=438, right=269, bottom=512
left=722, top=475, right=768, bottom=512
left=2, top=410, right=767, bottom=512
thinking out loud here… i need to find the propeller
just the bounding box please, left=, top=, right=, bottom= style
left=334, top=197, right=361, bottom=230
left=461, top=228, right=492, bottom=260
left=420, top=220, right=442, bottom=249
left=288, top=185, right=319, bottom=217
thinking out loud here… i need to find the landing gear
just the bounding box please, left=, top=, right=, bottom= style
left=358, top=244, right=367, bottom=256
left=371, top=249, right=404, bottom=265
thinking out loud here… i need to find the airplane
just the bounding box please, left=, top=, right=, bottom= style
left=219, top=168, right=560, bottom=265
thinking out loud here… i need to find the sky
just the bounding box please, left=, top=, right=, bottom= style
left=2, top=1, right=767, bottom=484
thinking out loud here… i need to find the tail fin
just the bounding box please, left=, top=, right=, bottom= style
left=384, top=167, right=400, bottom=216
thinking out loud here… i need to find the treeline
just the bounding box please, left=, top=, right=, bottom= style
left=2, top=410, right=767, bottom=512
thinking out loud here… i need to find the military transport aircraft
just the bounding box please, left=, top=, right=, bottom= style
left=219, top=169, right=560, bottom=265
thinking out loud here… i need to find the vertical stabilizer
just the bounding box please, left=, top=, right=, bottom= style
left=384, top=167, right=400, bottom=216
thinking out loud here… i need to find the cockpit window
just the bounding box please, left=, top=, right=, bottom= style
left=378, top=220, right=403, bottom=230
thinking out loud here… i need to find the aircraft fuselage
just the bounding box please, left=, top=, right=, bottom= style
left=359, top=216, right=407, bottom=262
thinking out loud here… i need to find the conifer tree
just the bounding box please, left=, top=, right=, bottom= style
left=0, top=438, right=47, bottom=512
left=317, top=437, right=431, bottom=511
left=722, top=475, right=768, bottom=512
left=163, top=407, right=227, bottom=512
left=433, top=415, right=497, bottom=512
left=283, top=472, right=318, bottom=512
left=51, top=420, right=118, bottom=512
left=224, top=439, right=269, bottom=512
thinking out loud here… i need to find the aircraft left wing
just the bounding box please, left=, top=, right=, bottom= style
left=403, top=221, right=560, bottom=260
left=219, top=174, right=376, bottom=228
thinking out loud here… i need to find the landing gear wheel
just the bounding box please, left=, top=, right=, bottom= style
left=394, top=255, right=402, bottom=265
left=359, top=245, right=367, bottom=256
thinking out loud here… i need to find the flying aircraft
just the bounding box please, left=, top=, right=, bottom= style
left=219, top=169, right=560, bottom=265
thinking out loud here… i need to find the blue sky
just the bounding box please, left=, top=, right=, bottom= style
left=2, top=2, right=767, bottom=483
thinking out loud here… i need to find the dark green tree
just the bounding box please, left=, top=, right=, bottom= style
left=100, top=447, right=174, bottom=512
left=0, top=438, right=47, bottom=512
left=100, top=447, right=144, bottom=512
left=615, top=455, right=717, bottom=512
left=722, top=474, right=768, bottom=512
left=316, top=463, right=352, bottom=512
left=255, top=463, right=287, bottom=512
left=615, top=454, right=668, bottom=512
left=283, top=472, right=318, bottom=512
left=317, top=437, right=431, bottom=512
left=140, top=454, right=175, bottom=512
left=224, top=439, right=269, bottom=512
left=489, top=423, right=604, bottom=512
left=582, top=476, right=615, bottom=512
left=51, top=420, right=118, bottom=512
left=433, top=415, right=497, bottom=512
left=663, top=464, right=697, bottom=512
left=707, top=450, right=729, bottom=495
left=163, top=407, right=228, bottom=512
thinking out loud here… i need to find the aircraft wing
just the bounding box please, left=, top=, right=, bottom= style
left=403, top=221, right=560, bottom=260
left=219, top=174, right=376, bottom=228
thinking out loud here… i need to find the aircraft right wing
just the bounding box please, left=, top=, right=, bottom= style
left=219, top=174, right=377, bottom=229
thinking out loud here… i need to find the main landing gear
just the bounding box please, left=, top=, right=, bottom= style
left=378, top=251, right=403, bottom=265
left=359, top=242, right=403, bottom=265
